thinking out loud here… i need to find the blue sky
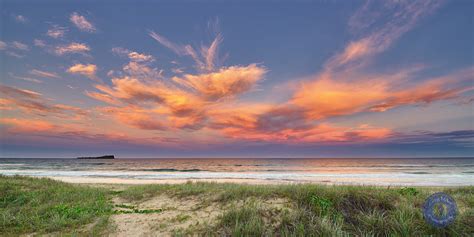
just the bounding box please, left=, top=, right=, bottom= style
left=0, top=0, right=473, bottom=158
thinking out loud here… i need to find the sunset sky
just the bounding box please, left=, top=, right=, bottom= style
left=0, top=0, right=473, bottom=158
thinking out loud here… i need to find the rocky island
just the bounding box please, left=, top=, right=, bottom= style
left=77, top=155, right=115, bottom=159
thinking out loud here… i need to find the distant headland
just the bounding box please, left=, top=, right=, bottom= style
left=77, top=155, right=115, bottom=159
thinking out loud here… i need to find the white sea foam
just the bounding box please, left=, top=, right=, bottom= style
left=1, top=168, right=472, bottom=186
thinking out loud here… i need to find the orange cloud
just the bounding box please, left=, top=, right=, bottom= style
left=55, top=42, right=90, bottom=55
left=291, top=75, right=389, bottom=120
left=67, top=63, right=98, bottom=81
left=100, top=106, right=167, bottom=131
left=172, top=64, right=266, bottom=101
left=0, top=84, right=87, bottom=118
left=217, top=121, right=392, bottom=143
left=206, top=103, right=392, bottom=143
left=0, top=118, right=55, bottom=132
left=89, top=63, right=265, bottom=131
left=112, top=47, right=154, bottom=63
left=289, top=67, right=472, bottom=120
left=85, top=91, right=121, bottom=105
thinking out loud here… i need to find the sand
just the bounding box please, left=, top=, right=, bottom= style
left=109, top=192, right=291, bottom=236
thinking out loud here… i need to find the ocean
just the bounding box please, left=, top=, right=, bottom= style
left=0, top=158, right=473, bottom=186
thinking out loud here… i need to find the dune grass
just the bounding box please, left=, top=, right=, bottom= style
left=119, top=182, right=474, bottom=236
left=1, top=176, right=473, bottom=236
left=0, top=175, right=113, bottom=235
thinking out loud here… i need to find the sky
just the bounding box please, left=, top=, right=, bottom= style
left=0, top=0, right=473, bottom=158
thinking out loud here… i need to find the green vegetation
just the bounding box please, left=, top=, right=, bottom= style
left=117, top=182, right=474, bottom=236
left=0, top=175, right=113, bottom=235
left=1, top=175, right=473, bottom=236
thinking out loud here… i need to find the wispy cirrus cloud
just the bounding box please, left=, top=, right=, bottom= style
left=54, top=42, right=90, bottom=55
left=8, top=73, right=43, bottom=84
left=0, top=41, right=29, bottom=54
left=70, top=12, right=97, bottom=32
left=149, top=29, right=224, bottom=72
left=29, top=69, right=60, bottom=79
left=327, top=0, right=443, bottom=71
left=0, top=84, right=86, bottom=118
left=0, top=41, right=30, bottom=58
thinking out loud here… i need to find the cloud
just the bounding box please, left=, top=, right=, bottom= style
left=99, top=106, right=168, bottom=131
left=29, top=69, right=60, bottom=79
left=11, top=41, right=29, bottom=51
left=149, top=30, right=224, bottom=71
left=370, top=67, right=474, bottom=111
left=33, top=39, right=46, bottom=47
left=8, top=73, right=43, bottom=83
left=74, top=13, right=472, bottom=147
left=14, top=15, right=28, bottom=23
left=91, top=74, right=207, bottom=129
left=0, top=84, right=86, bottom=118
left=327, top=0, right=443, bottom=71
left=172, top=68, right=184, bottom=74
left=0, top=41, right=29, bottom=51
left=70, top=12, right=96, bottom=32
left=1, top=118, right=55, bottom=133
left=291, top=75, right=389, bottom=119
left=0, top=117, right=182, bottom=151
left=201, top=33, right=223, bottom=71
left=212, top=114, right=392, bottom=143
left=122, top=62, right=163, bottom=80
left=112, top=47, right=154, bottom=63
left=47, top=25, right=67, bottom=39
left=88, top=62, right=265, bottom=131
left=172, top=64, right=266, bottom=101
left=55, top=42, right=90, bottom=55
left=289, top=67, right=472, bottom=121
left=206, top=103, right=392, bottom=143
left=6, top=52, right=23, bottom=58
left=67, top=64, right=98, bottom=81
left=389, top=130, right=474, bottom=147
left=149, top=31, right=186, bottom=55
left=85, top=91, right=120, bottom=105
left=128, top=52, right=154, bottom=62
left=0, top=41, right=6, bottom=50
left=0, top=41, right=29, bottom=57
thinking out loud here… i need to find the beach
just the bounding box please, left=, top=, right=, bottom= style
left=1, top=158, right=473, bottom=186
left=2, top=159, right=473, bottom=235
left=1, top=175, right=473, bottom=236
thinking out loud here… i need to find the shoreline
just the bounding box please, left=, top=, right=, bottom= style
left=44, top=176, right=472, bottom=187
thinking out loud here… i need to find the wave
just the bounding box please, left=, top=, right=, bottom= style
left=404, top=171, right=431, bottom=174
left=135, top=168, right=205, bottom=172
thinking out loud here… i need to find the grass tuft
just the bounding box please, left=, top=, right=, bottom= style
left=0, top=175, right=112, bottom=235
